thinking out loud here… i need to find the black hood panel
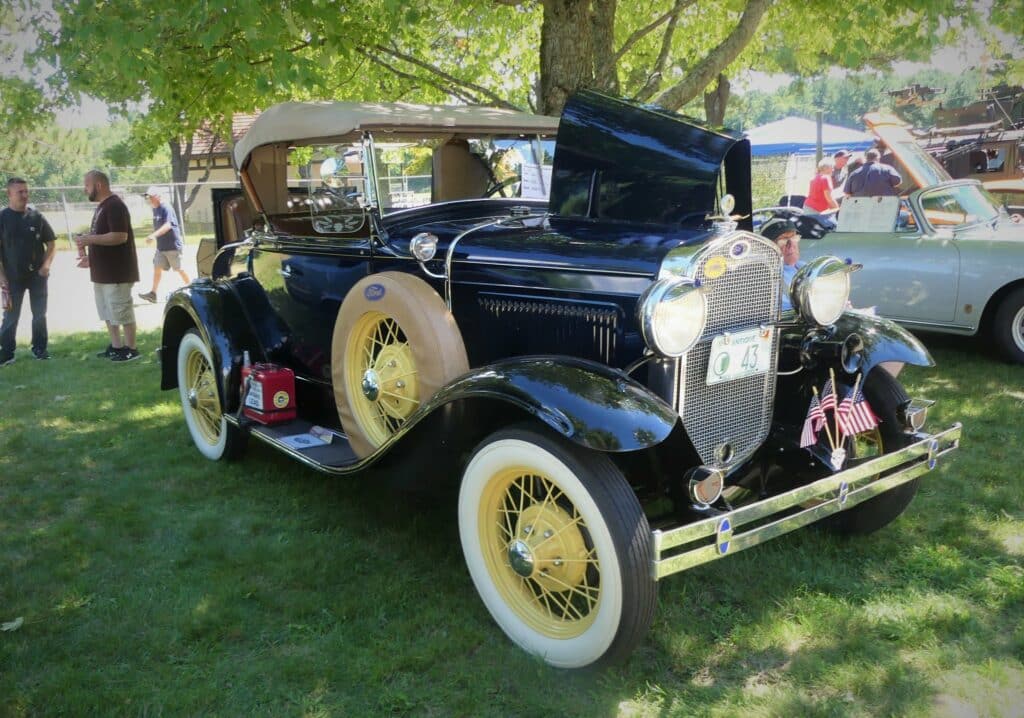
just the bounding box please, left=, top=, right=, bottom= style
left=549, top=91, right=752, bottom=230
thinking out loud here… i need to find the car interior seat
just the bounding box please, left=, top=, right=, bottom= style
left=432, top=139, right=492, bottom=202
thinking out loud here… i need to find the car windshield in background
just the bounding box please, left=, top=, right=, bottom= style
left=919, top=183, right=1000, bottom=230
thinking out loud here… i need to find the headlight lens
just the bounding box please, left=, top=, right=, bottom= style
left=792, top=256, right=851, bottom=326
left=638, top=277, right=707, bottom=357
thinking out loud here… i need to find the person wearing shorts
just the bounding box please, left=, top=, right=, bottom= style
left=138, top=185, right=189, bottom=303
left=75, top=170, right=141, bottom=361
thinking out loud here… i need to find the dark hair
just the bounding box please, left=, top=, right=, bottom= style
left=85, top=169, right=110, bottom=187
left=6, top=177, right=27, bottom=189
left=864, top=148, right=881, bottom=162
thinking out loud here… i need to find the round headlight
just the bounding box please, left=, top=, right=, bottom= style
left=792, top=256, right=851, bottom=326
left=638, top=277, right=707, bottom=357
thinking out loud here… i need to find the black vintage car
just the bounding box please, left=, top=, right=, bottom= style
left=160, top=91, right=961, bottom=668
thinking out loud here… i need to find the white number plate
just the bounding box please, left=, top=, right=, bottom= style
left=706, top=327, right=773, bottom=385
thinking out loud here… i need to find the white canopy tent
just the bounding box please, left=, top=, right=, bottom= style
left=744, top=116, right=874, bottom=157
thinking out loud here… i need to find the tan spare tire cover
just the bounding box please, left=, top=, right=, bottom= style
left=332, top=272, right=469, bottom=458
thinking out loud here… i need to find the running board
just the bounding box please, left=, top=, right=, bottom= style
left=226, top=416, right=359, bottom=473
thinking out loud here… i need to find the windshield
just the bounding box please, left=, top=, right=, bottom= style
left=918, top=183, right=999, bottom=230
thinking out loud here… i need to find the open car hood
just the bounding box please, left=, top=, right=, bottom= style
left=863, top=112, right=955, bottom=190
left=549, top=91, right=752, bottom=230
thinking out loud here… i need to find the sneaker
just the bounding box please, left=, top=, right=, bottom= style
left=32, top=348, right=51, bottom=360
left=97, top=344, right=119, bottom=358
left=138, top=291, right=157, bottom=303
left=111, top=346, right=141, bottom=362
left=0, top=353, right=13, bottom=366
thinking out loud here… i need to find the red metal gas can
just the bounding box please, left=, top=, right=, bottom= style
left=241, top=363, right=296, bottom=425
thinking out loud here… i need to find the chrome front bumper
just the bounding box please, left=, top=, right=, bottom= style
left=651, top=422, right=962, bottom=580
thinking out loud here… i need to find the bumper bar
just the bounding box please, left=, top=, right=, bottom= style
left=651, top=422, right=962, bottom=580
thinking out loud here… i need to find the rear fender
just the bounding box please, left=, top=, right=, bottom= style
left=426, top=356, right=679, bottom=452
left=160, top=279, right=274, bottom=413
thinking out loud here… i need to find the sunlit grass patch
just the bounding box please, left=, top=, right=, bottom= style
left=0, top=331, right=1021, bottom=716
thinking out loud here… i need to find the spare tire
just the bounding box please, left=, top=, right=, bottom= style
left=331, top=272, right=469, bottom=458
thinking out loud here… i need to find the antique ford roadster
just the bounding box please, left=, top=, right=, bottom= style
left=159, top=91, right=961, bottom=668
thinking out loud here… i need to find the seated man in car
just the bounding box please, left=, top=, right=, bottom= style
left=760, top=216, right=802, bottom=311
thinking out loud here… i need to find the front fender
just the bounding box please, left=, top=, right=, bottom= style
left=832, top=310, right=934, bottom=374
left=426, top=356, right=679, bottom=452
left=159, top=280, right=266, bottom=413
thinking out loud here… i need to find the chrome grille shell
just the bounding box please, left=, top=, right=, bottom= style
left=660, top=232, right=783, bottom=467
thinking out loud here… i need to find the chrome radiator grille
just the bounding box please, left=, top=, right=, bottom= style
left=675, top=234, right=782, bottom=467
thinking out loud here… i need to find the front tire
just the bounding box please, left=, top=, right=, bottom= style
left=458, top=427, right=657, bottom=668
left=992, top=287, right=1024, bottom=364
left=177, top=329, right=244, bottom=461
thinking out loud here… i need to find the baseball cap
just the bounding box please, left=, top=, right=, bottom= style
left=143, top=185, right=163, bottom=197
left=832, top=149, right=851, bottom=159
left=760, top=216, right=799, bottom=241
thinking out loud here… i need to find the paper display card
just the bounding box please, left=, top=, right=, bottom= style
left=279, top=433, right=330, bottom=450
left=836, top=196, right=901, bottom=233
left=521, top=163, right=553, bottom=198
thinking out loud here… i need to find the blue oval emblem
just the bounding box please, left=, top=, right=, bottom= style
left=364, top=283, right=385, bottom=301
left=730, top=240, right=749, bottom=258
left=716, top=516, right=733, bottom=555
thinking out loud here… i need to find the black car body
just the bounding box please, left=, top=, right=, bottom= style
left=160, top=91, right=961, bottom=668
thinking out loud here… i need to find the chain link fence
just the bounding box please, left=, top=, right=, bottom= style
left=16, top=180, right=241, bottom=249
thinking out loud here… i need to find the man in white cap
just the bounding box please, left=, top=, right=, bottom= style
left=138, top=185, right=189, bottom=303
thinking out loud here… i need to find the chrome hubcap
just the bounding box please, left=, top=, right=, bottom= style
left=361, top=369, right=381, bottom=401
left=507, top=539, right=536, bottom=577
left=1013, top=306, right=1024, bottom=350
left=188, top=388, right=199, bottom=409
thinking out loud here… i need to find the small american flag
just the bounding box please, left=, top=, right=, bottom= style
left=800, top=393, right=826, bottom=447
left=819, top=378, right=837, bottom=412
left=837, top=382, right=879, bottom=436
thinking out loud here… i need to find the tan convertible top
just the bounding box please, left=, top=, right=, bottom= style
left=233, top=100, right=561, bottom=168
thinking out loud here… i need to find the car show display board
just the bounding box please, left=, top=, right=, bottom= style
left=837, top=196, right=900, bottom=233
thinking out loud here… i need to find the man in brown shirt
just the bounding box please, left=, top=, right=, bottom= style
left=74, top=170, right=141, bottom=361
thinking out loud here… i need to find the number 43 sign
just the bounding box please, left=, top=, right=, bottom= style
left=706, top=327, right=773, bottom=385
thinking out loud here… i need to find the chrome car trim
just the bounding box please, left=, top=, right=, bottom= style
left=445, top=220, right=504, bottom=309
left=651, top=422, right=962, bottom=580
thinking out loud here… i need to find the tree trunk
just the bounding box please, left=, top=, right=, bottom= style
left=591, top=0, right=618, bottom=95
left=539, top=0, right=595, bottom=115
left=169, top=137, right=215, bottom=213
left=703, top=73, right=730, bottom=126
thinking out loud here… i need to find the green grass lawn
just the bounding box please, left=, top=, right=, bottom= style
left=1, top=330, right=1021, bottom=717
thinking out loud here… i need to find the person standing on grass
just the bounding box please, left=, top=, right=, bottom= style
left=138, top=185, right=189, bottom=303
left=74, top=170, right=141, bottom=362
left=0, top=177, right=57, bottom=365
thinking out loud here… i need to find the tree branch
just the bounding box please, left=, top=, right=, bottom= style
left=634, top=0, right=691, bottom=102
left=371, top=44, right=523, bottom=110
left=653, top=0, right=772, bottom=111
left=613, top=0, right=695, bottom=63
left=357, top=49, right=480, bottom=106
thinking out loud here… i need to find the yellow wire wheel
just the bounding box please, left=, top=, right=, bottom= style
left=459, top=427, right=657, bottom=669
left=177, top=329, right=242, bottom=461
left=478, top=466, right=599, bottom=639
left=332, top=272, right=468, bottom=459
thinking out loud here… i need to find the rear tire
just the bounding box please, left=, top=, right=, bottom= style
left=177, top=329, right=245, bottom=461
left=821, top=369, right=918, bottom=535
left=992, top=287, right=1024, bottom=364
left=458, top=426, right=657, bottom=668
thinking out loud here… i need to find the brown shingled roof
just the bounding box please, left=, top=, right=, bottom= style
left=187, top=113, right=259, bottom=156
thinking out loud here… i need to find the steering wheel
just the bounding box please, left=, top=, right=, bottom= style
left=484, top=175, right=521, bottom=198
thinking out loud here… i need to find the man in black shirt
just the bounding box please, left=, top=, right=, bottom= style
left=0, top=178, right=57, bottom=364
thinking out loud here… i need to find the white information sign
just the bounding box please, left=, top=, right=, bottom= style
left=836, top=196, right=901, bottom=233
left=520, top=163, right=553, bottom=198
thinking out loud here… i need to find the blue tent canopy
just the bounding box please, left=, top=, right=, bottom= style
left=744, top=117, right=874, bottom=157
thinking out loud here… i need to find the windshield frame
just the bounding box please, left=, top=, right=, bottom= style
left=915, top=179, right=1000, bottom=234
